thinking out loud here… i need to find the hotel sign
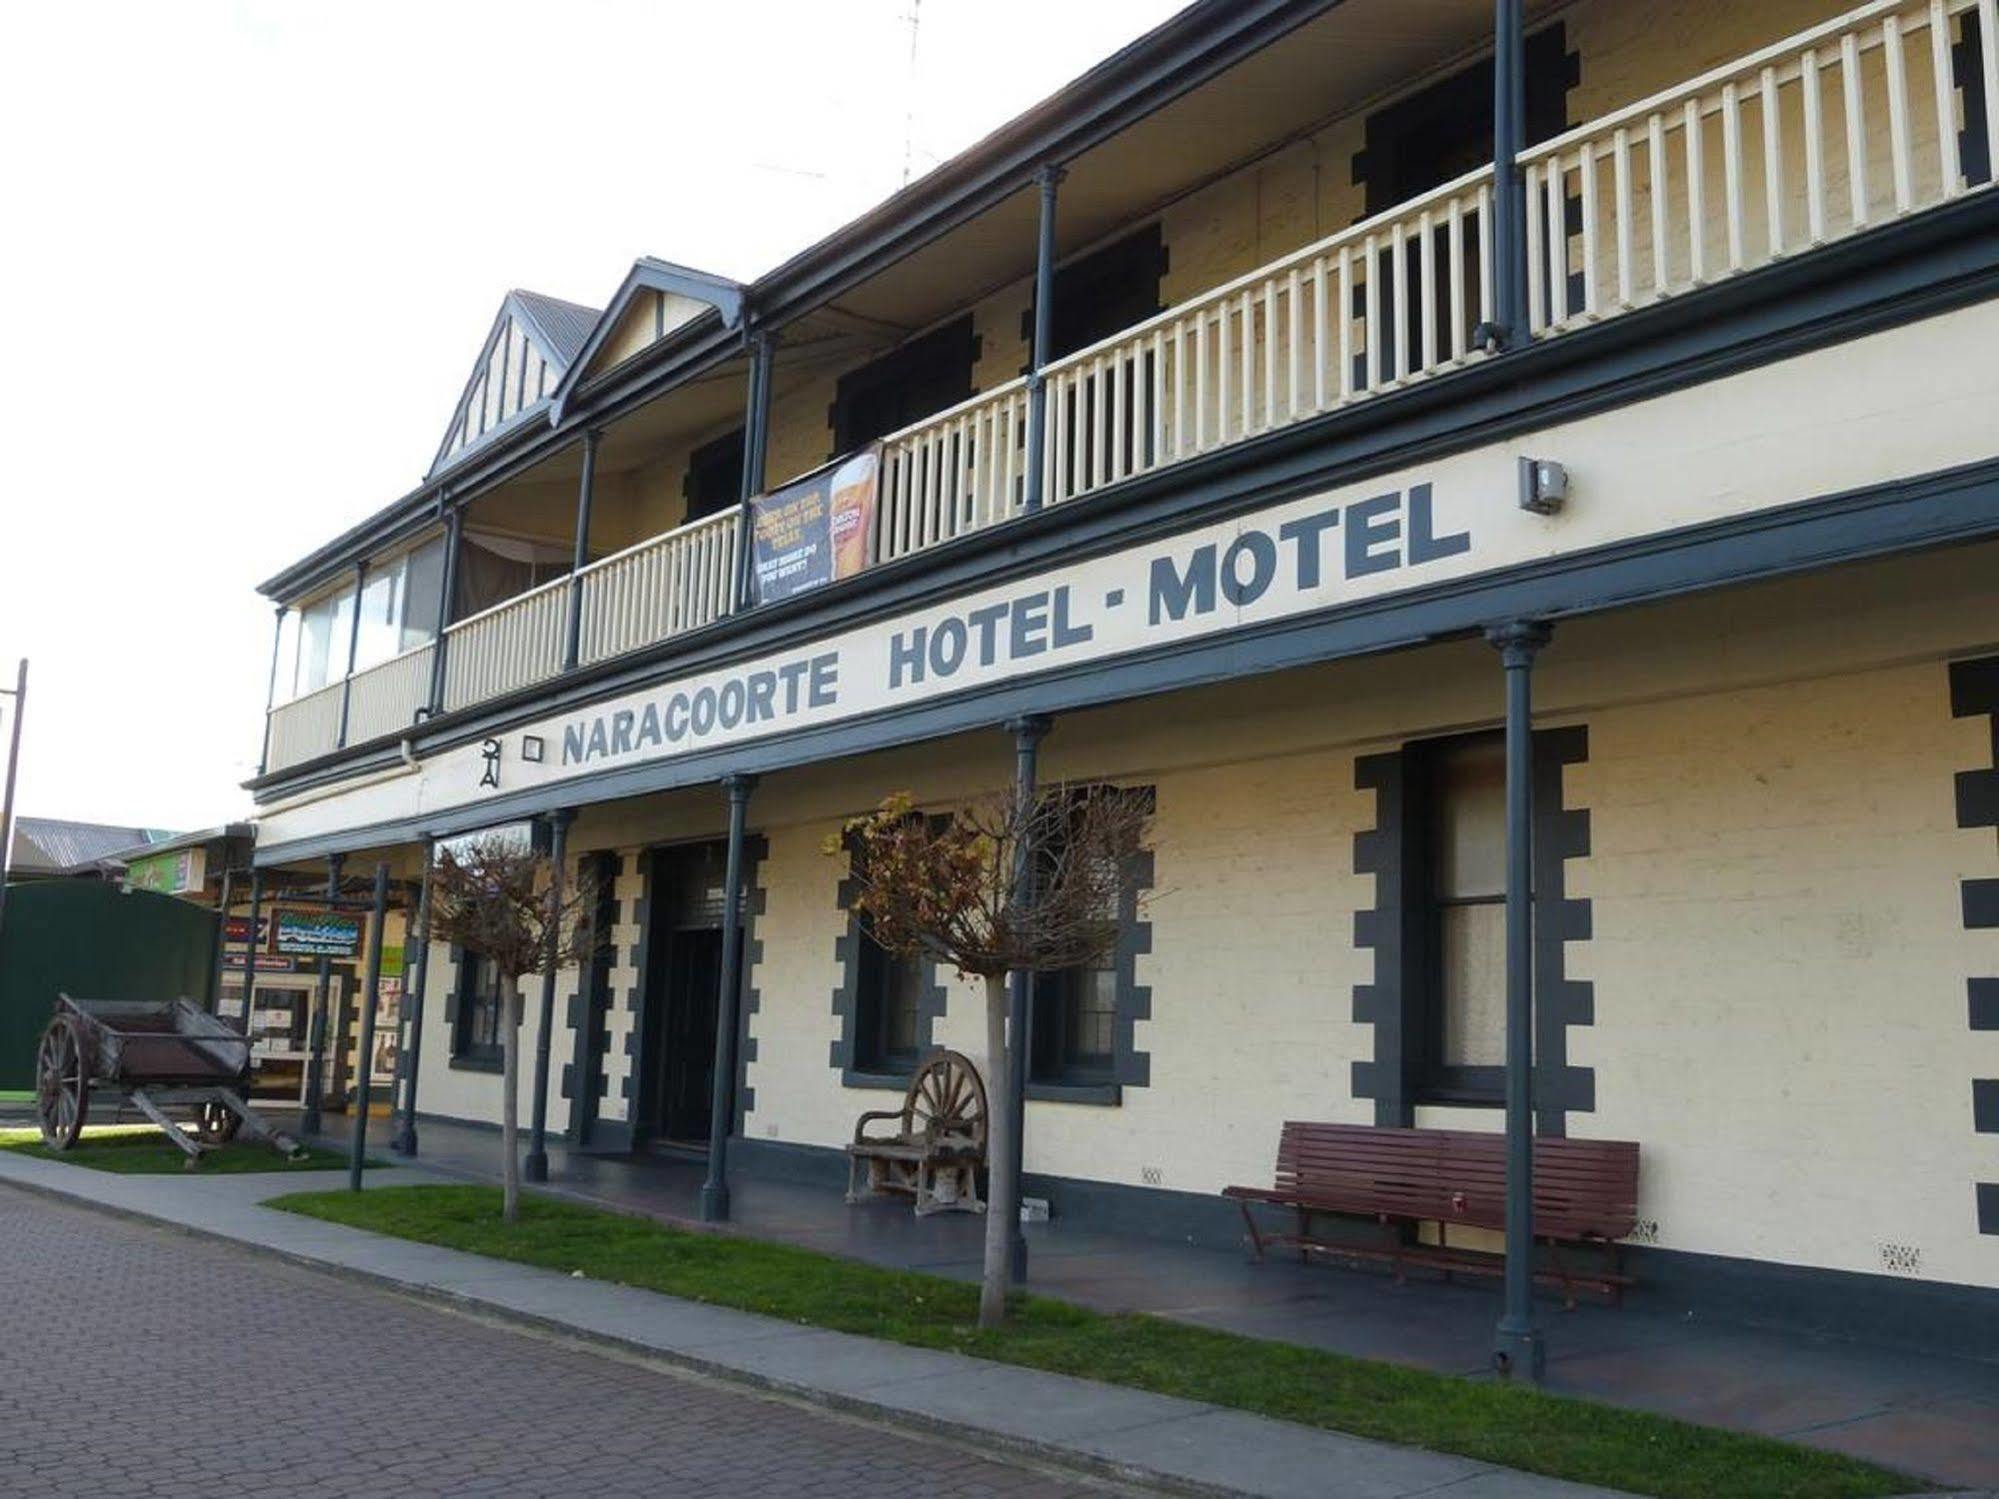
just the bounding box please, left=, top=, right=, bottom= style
left=251, top=304, right=1999, bottom=854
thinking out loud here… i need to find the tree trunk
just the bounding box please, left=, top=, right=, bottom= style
left=979, top=970, right=1014, bottom=1330
left=500, top=972, right=521, bottom=1225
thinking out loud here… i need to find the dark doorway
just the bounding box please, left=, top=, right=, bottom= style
left=635, top=841, right=731, bottom=1150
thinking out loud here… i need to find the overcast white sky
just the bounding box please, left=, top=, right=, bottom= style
left=0, top=0, right=1182, bottom=834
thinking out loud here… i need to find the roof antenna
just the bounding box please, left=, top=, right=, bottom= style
left=901, top=0, right=922, bottom=188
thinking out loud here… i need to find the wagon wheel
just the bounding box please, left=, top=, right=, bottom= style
left=35, top=1015, right=90, bottom=1151
left=908, top=1050, right=987, bottom=1151
left=194, top=1100, right=242, bottom=1145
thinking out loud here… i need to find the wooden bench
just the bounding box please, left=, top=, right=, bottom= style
left=845, top=1049, right=988, bottom=1216
left=1224, top=1122, right=1640, bottom=1305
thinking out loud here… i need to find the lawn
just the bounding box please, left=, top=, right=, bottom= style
left=1, top=1125, right=367, bottom=1174
left=273, top=1185, right=1916, bottom=1499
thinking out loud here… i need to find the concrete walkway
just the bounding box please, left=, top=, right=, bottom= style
left=0, top=1149, right=1628, bottom=1499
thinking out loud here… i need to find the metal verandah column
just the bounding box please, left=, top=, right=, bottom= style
left=700, top=773, right=757, bottom=1222
left=302, top=852, right=344, bottom=1137
left=427, top=503, right=462, bottom=715
left=391, top=840, right=435, bottom=1156
left=240, top=868, right=264, bottom=1036
left=1487, top=618, right=1550, bottom=1381
left=1004, top=713, right=1052, bottom=1283
left=258, top=604, right=287, bottom=776
left=1490, top=0, right=1529, bottom=349
left=525, top=810, right=573, bottom=1183
left=335, top=560, right=366, bottom=749
left=348, top=860, right=391, bottom=1192
left=206, top=863, right=235, bottom=1014
left=1022, top=164, right=1064, bottom=514
left=563, top=430, right=602, bottom=671
left=731, top=332, right=774, bottom=612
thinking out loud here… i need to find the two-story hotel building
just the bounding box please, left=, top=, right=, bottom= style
left=243, top=0, right=1999, bottom=1359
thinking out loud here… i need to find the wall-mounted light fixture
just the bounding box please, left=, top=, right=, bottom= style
left=1518, top=456, right=1569, bottom=515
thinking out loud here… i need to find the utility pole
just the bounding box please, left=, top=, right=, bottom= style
left=0, top=659, right=27, bottom=940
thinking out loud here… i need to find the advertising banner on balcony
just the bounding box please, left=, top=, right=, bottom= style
left=749, top=445, right=880, bottom=605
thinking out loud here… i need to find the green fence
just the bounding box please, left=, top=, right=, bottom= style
left=0, top=881, right=218, bottom=1091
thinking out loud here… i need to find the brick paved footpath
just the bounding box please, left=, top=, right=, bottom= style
left=0, top=1191, right=1114, bottom=1499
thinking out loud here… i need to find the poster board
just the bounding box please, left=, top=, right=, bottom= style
left=749, top=445, right=880, bottom=604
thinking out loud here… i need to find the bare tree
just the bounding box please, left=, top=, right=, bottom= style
left=427, top=835, right=597, bottom=1223
left=832, top=784, right=1150, bottom=1327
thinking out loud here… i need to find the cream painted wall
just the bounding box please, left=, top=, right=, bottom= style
left=404, top=541, right=1999, bottom=1289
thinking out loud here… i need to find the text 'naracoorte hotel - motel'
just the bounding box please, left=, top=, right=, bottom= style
left=241, top=0, right=1999, bottom=1356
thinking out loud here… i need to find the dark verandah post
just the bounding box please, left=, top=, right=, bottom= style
left=240, top=868, right=264, bottom=1037
left=427, top=503, right=462, bottom=716
left=335, top=560, right=366, bottom=749
left=1004, top=713, right=1052, bottom=1282
left=1022, top=165, right=1064, bottom=514
left=732, top=332, right=774, bottom=611
left=302, top=852, right=345, bottom=1137
left=563, top=431, right=602, bottom=671
left=525, top=810, right=572, bottom=1183
left=700, top=773, right=757, bottom=1222
left=259, top=605, right=287, bottom=776
left=348, top=860, right=391, bottom=1191
left=1487, top=618, right=1550, bottom=1380
left=1491, top=0, right=1529, bottom=350
left=391, top=839, right=435, bottom=1156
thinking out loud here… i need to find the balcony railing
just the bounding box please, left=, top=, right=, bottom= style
left=265, top=679, right=345, bottom=774
left=440, top=572, right=568, bottom=712
left=576, top=506, right=741, bottom=666
left=1524, top=0, right=1990, bottom=335
left=263, top=0, right=1994, bottom=777
left=345, top=642, right=435, bottom=745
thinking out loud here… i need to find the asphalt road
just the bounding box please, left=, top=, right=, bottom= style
left=0, top=1188, right=1126, bottom=1498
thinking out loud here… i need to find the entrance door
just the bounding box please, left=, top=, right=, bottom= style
left=654, top=927, right=722, bottom=1144
left=635, top=840, right=733, bottom=1149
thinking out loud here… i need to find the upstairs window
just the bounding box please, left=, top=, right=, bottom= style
left=685, top=427, right=747, bottom=520
left=291, top=586, right=354, bottom=697
left=1352, top=26, right=1578, bottom=379
left=830, top=316, right=979, bottom=455
left=1028, top=224, right=1168, bottom=363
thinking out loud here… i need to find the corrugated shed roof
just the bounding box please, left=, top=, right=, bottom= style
left=9, top=818, right=178, bottom=876
left=510, top=289, right=599, bottom=368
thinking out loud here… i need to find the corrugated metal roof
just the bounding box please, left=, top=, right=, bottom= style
left=9, top=818, right=178, bottom=876
left=511, top=290, right=599, bottom=368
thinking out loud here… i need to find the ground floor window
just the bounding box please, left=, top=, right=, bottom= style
left=1026, top=785, right=1153, bottom=1094
left=452, top=950, right=504, bottom=1066
left=1405, top=731, right=1510, bottom=1105
left=853, top=919, right=928, bottom=1074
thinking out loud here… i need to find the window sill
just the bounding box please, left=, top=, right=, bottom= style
left=450, top=1055, right=503, bottom=1075
left=1414, top=1089, right=1502, bottom=1110
left=1026, top=1080, right=1121, bottom=1107
left=841, top=1067, right=915, bottom=1092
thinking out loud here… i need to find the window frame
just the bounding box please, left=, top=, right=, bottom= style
left=1403, top=731, right=1510, bottom=1108
left=1024, top=784, right=1154, bottom=1101
left=450, top=947, right=505, bottom=1071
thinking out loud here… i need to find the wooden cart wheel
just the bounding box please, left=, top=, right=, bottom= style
left=194, top=1100, right=242, bottom=1145
left=907, top=1050, right=987, bottom=1149
left=34, top=1015, right=89, bottom=1151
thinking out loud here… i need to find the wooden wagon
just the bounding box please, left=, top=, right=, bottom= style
left=34, top=994, right=305, bottom=1167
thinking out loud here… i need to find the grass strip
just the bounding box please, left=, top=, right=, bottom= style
left=1, top=1125, right=373, bottom=1174
left=271, top=1184, right=1916, bottom=1499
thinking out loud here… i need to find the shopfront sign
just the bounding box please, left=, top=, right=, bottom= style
left=253, top=296, right=1999, bottom=863
left=749, top=446, right=881, bottom=604
left=127, top=847, right=203, bottom=896
left=223, top=914, right=272, bottom=946
left=274, top=909, right=362, bottom=958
